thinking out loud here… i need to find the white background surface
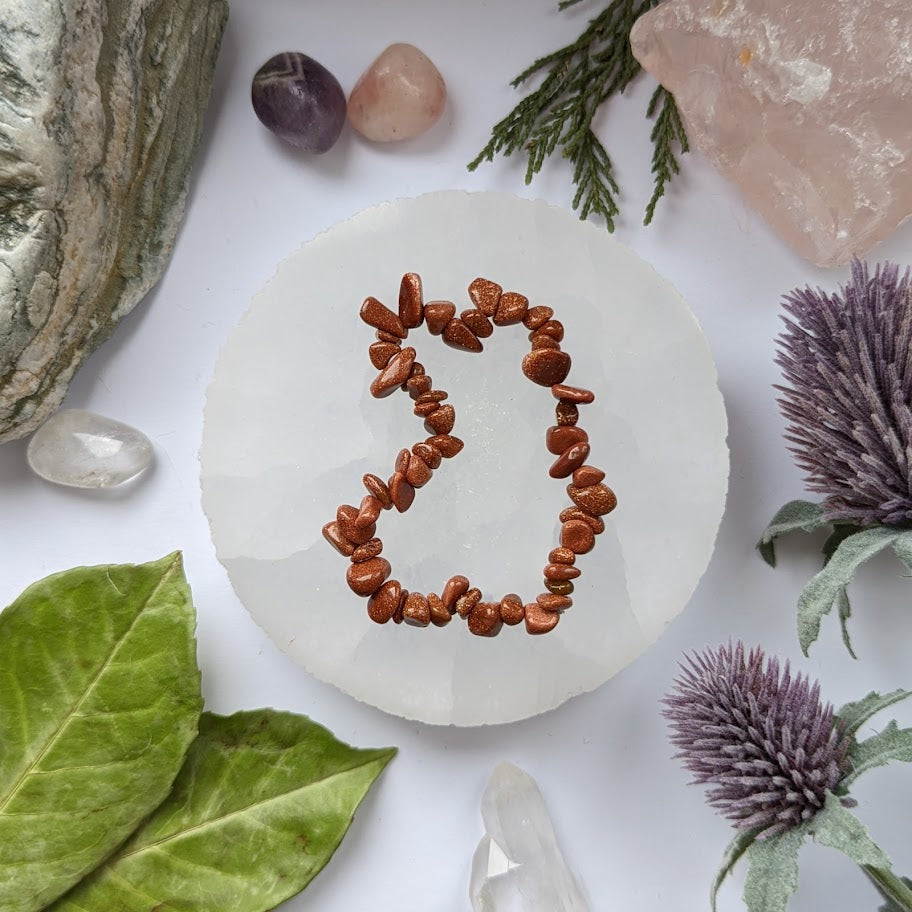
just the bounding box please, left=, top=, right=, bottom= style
left=2, top=1, right=912, bottom=909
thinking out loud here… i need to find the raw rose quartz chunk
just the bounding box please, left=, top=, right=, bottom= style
left=630, top=0, right=912, bottom=267
left=348, top=43, right=446, bottom=142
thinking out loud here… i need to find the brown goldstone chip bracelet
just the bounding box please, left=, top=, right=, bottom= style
left=322, top=273, right=617, bottom=636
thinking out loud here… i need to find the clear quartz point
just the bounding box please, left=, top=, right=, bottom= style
left=27, top=409, right=153, bottom=488
left=470, top=762, right=589, bottom=912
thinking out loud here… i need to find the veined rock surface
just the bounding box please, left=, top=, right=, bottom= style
left=0, top=0, right=228, bottom=442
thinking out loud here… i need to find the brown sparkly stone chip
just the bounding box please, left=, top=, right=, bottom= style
left=326, top=273, right=618, bottom=637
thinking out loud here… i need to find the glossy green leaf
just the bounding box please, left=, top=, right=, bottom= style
left=796, top=526, right=900, bottom=655
left=0, top=554, right=202, bottom=912
left=841, top=721, right=912, bottom=790
left=808, top=793, right=890, bottom=868
left=757, top=500, right=827, bottom=567
left=49, top=710, right=397, bottom=911
left=711, top=828, right=759, bottom=911
left=836, top=690, right=912, bottom=739
left=743, top=827, right=805, bottom=912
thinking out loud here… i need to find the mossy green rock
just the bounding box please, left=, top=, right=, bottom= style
left=0, top=0, right=228, bottom=442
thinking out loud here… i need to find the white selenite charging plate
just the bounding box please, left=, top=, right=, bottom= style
left=200, top=191, right=728, bottom=726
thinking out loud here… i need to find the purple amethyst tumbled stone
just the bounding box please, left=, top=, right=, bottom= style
left=251, top=52, right=346, bottom=153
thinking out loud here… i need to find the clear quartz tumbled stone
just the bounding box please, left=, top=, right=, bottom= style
left=27, top=409, right=153, bottom=488
left=470, top=762, right=589, bottom=912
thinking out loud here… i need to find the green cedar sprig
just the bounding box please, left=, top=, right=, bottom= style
left=644, top=84, right=689, bottom=224
left=468, top=0, right=688, bottom=229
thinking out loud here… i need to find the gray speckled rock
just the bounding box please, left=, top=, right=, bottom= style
left=0, top=0, right=228, bottom=443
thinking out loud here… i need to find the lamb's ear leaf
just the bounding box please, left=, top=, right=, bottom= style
left=836, top=587, right=857, bottom=658
left=835, top=690, right=912, bottom=739
left=797, top=526, right=900, bottom=655
left=757, top=500, right=828, bottom=567
left=890, top=529, right=912, bottom=573
left=840, top=721, right=912, bottom=790
left=712, top=828, right=760, bottom=912
left=743, top=826, right=806, bottom=912
left=807, top=793, right=890, bottom=868
left=822, top=523, right=865, bottom=565
left=0, top=554, right=202, bottom=912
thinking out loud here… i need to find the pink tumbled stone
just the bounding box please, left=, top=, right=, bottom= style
left=348, top=43, right=446, bottom=142
left=631, top=0, right=912, bottom=267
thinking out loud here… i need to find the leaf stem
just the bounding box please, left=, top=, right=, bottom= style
left=862, top=865, right=912, bottom=911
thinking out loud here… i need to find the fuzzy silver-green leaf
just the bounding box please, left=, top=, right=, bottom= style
left=835, top=587, right=856, bottom=658
left=712, top=828, right=760, bottom=911
left=821, top=525, right=864, bottom=566
left=807, top=793, right=890, bottom=868
left=891, top=530, right=912, bottom=573
left=836, top=690, right=912, bottom=739
left=757, top=500, right=827, bottom=567
left=0, top=554, right=202, bottom=912
left=743, top=827, right=805, bottom=912
left=797, top=526, right=900, bottom=654
left=49, top=710, right=397, bottom=911
left=841, top=721, right=912, bottom=790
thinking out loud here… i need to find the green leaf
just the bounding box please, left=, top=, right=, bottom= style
left=0, top=554, right=202, bottom=912
left=712, top=828, right=760, bottom=911
left=808, top=793, right=890, bottom=868
left=891, top=530, right=912, bottom=573
left=757, top=500, right=827, bottom=567
left=836, top=587, right=857, bottom=659
left=871, top=872, right=912, bottom=912
left=49, top=710, right=397, bottom=911
left=841, top=721, right=912, bottom=790
left=796, top=526, right=901, bottom=654
left=836, top=690, right=912, bottom=738
left=743, top=827, right=806, bottom=912
left=822, top=523, right=865, bottom=565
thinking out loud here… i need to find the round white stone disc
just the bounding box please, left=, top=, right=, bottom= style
left=201, top=191, right=728, bottom=726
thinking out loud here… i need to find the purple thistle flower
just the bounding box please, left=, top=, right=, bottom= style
left=776, top=259, right=912, bottom=526
left=663, top=642, right=850, bottom=839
